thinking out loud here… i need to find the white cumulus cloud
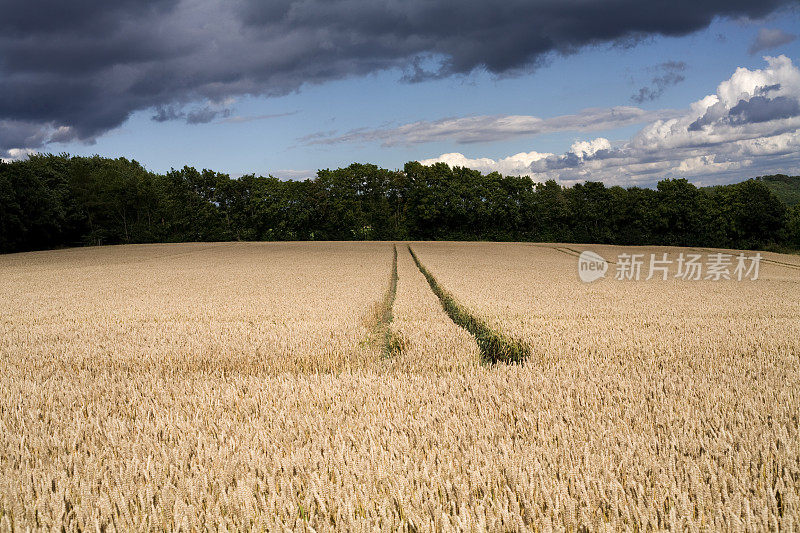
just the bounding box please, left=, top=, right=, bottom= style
left=420, top=56, right=800, bottom=186
left=568, top=138, right=611, bottom=158
left=0, top=148, right=38, bottom=163
left=419, top=151, right=553, bottom=175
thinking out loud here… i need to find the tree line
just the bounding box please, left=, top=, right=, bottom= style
left=1, top=154, right=798, bottom=254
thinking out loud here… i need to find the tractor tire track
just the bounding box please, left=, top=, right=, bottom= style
left=408, top=245, right=529, bottom=365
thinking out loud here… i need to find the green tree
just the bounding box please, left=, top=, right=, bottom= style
left=708, top=179, right=787, bottom=249
left=786, top=204, right=800, bottom=248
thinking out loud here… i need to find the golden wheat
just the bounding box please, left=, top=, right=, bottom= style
left=0, top=241, right=797, bottom=531
left=386, top=246, right=481, bottom=371
left=0, top=242, right=392, bottom=375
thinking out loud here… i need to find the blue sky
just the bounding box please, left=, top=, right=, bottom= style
left=2, top=2, right=799, bottom=186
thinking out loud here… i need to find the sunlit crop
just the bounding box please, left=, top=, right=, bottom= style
left=1, top=242, right=797, bottom=530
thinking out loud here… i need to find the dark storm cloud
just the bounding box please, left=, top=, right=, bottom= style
left=0, top=0, right=797, bottom=152
left=631, top=61, right=687, bottom=103
left=0, top=120, right=49, bottom=150
left=0, top=0, right=176, bottom=36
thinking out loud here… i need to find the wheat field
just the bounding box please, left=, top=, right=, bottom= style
left=0, top=242, right=798, bottom=531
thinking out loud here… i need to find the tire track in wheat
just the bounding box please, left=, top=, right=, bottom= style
left=408, top=245, right=530, bottom=365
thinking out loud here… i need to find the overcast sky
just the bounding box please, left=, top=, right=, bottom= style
left=1, top=0, right=799, bottom=186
